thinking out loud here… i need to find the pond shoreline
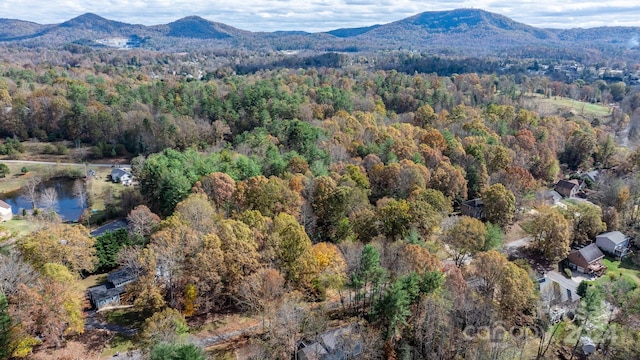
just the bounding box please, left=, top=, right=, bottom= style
left=0, top=176, right=89, bottom=222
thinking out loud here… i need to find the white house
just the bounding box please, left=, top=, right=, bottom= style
left=596, top=231, right=631, bottom=258
left=110, top=168, right=132, bottom=184
left=0, top=200, right=12, bottom=221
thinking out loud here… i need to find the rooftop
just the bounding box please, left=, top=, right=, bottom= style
left=572, top=243, right=604, bottom=263
left=597, top=231, right=629, bottom=245
left=556, top=179, right=580, bottom=189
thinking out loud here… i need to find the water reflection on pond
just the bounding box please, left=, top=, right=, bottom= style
left=0, top=177, right=87, bottom=222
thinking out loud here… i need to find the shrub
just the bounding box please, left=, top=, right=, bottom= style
left=564, top=268, right=572, bottom=278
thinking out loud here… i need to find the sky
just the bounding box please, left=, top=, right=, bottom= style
left=1, top=0, right=640, bottom=32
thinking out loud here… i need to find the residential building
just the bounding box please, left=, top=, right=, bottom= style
left=460, top=198, right=484, bottom=219
left=596, top=231, right=631, bottom=258
left=567, top=243, right=606, bottom=275
left=0, top=199, right=12, bottom=221
left=87, top=267, right=138, bottom=310
left=110, top=168, right=132, bottom=184
left=296, top=325, right=363, bottom=360
left=554, top=179, right=580, bottom=198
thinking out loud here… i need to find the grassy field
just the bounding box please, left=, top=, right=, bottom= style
left=0, top=218, right=41, bottom=237
left=78, top=273, right=109, bottom=289
left=599, top=257, right=640, bottom=286
left=523, top=94, right=612, bottom=120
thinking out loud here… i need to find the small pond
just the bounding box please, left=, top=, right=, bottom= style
left=1, top=177, right=87, bottom=222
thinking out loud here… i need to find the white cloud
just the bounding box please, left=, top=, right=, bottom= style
left=0, top=0, right=639, bottom=32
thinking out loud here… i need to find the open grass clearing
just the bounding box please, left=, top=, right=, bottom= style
left=0, top=218, right=41, bottom=237
left=522, top=94, right=612, bottom=120
left=598, top=257, right=640, bottom=287
left=79, top=273, right=109, bottom=289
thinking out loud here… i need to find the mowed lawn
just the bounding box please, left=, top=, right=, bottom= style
left=598, top=257, right=640, bottom=287
left=0, top=218, right=41, bottom=237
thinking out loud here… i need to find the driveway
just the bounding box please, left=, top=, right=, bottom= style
left=90, top=219, right=128, bottom=237
left=84, top=310, right=138, bottom=337
left=546, top=270, right=580, bottom=294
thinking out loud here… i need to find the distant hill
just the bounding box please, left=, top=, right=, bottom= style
left=326, top=24, right=381, bottom=38
left=0, top=19, right=49, bottom=41
left=0, top=9, right=639, bottom=58
left=155, top=16, right=245, bottom=39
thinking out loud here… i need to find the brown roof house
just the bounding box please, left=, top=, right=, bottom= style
left=0, top=200, right=12, bottom=222
left=554, top=179, right=580, bottom=198
left=567, top=243, right=606, bottom=275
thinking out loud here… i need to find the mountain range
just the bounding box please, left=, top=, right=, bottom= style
left=1, top=9, right=639, bottom=57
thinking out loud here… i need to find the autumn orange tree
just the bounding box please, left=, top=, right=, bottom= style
left=526, top=206, right=572, bottom=262
left=17, top=224, right=96, bottom=274
left=444, top=216, right=487, bottom=267
left=481, top=183, right=516, bottom=229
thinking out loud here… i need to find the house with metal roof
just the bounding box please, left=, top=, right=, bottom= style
left=567, top=243, right=606, bottom=275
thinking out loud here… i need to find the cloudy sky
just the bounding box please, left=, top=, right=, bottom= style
left=1, top=0, right=639, bottom=32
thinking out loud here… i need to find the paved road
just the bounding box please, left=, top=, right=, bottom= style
left=84, top=310, right=138, bottom=337
left=0, top=159, right=119, bottom=167
left=90, top=219, right=128, bottom=237
left=545, top=270, right=580, bottom=295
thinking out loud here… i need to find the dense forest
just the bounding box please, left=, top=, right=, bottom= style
left=1, top=46, right=640, bottom=359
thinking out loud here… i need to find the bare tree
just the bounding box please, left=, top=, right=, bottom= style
left=267, top=295, right=305, bottom=359
left=0, top=251, right=38, bottom=296
left=236, top=268, right=286, bottom=329
left=39, top=187, right=59, bottom=212
left=72, top=179, right=86, bottom=208
left=127, top=205, right=160, bottom=238
left=21, top=176, right=42, bottom=210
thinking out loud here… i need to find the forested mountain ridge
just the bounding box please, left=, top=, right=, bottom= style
left=1, top=9, right=639, bottom=58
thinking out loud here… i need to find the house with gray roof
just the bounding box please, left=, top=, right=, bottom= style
left=88, top=284, right=123, bottom=310
left=297, top=325, right=363, bottom=360
left=110, top=168, right=132, bottom=184
left=596, top=231, right=631, bottom=258
left=88, top=267, right=138, bottom=310
left=567, top=243, right=606, bottom=275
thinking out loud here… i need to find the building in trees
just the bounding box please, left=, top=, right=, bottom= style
left=567, top=244, right=606, bottom=275
left=296, top=324, right=363, bottom=360
left=87, top=267, right=138, bottom=309
left=460, top=198, right=484, bottom=219
left=554, top=179, right=580, bottom=198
